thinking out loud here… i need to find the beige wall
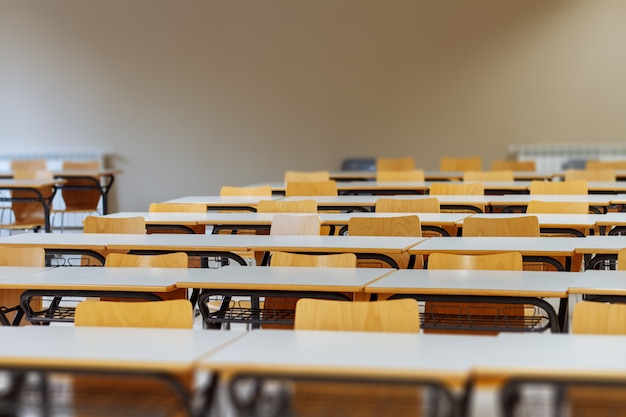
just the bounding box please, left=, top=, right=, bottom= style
left=1, top=0, right=626, bottom=211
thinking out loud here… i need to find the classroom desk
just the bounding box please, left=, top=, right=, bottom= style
left=200, top=330, right=495, bottom=417
left=0, top=326, right=243, bottom=416
left=409, top=237, right=581, bottom=271
left=489, top=194, right=615, bottom=214
left=161, top=195, right=282, bottom=212
left=472, top=333, right=626, bottom=417
left=365, top=269, right=577, bottom=333
left=329, top=171, right=556, bottom=182
left=326, top=212, right=473, bottom=236
left=176, top=266, right=393, bottom=328
left=571, top=235, right=626, bottom=270
left=249, top=181, right=431, bottom=195
left=0, top=232, right=110, bottom=264
left=568, top=269, right=626, bottom=303
left=0, top=179, right=64, bottom=232
left=0, top=266, right=49, bottom=325
left=457, top=213, right=599, bottom=237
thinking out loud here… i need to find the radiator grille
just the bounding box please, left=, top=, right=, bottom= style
left=510, top=143, right=626, bottom=171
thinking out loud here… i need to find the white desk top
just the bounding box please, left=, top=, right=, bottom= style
left=0, top=266, right=48, bottom=279
left=0, top=326, right=244, bottom=372
left=326, top=212, right=472, bottom=226
left=365, top=269, right=578, bottom=297
left=489, top=194, right=614, bottom=205
left=409, top=237, right=579, bottom=257
left=462, top=213, right=598, bottom=228
left=175, top=266, right=393, bottom=291
left=199, top=329, right=495, bottom=385
left=0, top=179, right=63, bottom=188
left=474, top=333, right=626, bottom=380
left=285, top=195, right=494, bottom=206
left=103, top=211, right=338, bottom=226
left=247, top=235, right=426, bottom=254
left=162, top=196, right=282, bottom=206
left=572, top=235, right=626, bottom=254
left=569, top=269, right=626, bottom=295
left=0, top=232, right=112, bottom=250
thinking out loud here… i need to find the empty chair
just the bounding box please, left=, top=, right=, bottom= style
left=375, top=169, right=424, bottom=182
left=271, top=252, right=356, bottom=268
left=348, top=215, right=421, bottom=268
left=285, top=180, right=338, bottom=197
left=526, top=201, right=589, bottom=215
left=10, top=159, right=47, bottom=171
left=490, top=160, right=536, bottom=171
left=257, top=199, right=317, bottom=213
left=586, top=160, right=626, bottom=170
left=53, top=161, right=102, bottom=232
left=2, top=169, right=55, bottom=234
left=462, top=215, right=540, bottom=237
left=148, top=203, right=206, bottom=212
left=429, top=182, right=484, bottom=195
left=284, top=171, right=330, bottom=182
left=463, top=170, right=514, bottom=182
left=75, top=299, right=193, bottom=328
left=440, top=156, right=482, bottom=171
left=269, top=213, right=321, bottom=236
left=219, top=185, right=273, bottom=197
left=0, top=247, right=45, bottom=326
left=564, top=169, right=616, bottom=182
left=375, top=157, right=415, bottom=171
left=572, top=301, right=626, bottom=335
left=529, top=180, right=588, bottom=195
left=105, top=252, right=189, bottom=268
left=375, top=197, right=440, bottom=213
left=83, top=216, right=146, bottom=234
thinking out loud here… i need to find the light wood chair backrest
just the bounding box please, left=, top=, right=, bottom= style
left=219, top=185, right=273, bottom=197
left=10, top=170, right=55, bottom=228
left=529, top=180, right=588, bottom=195
left=376, top=169, right=424, bottom=182
left=11, top=159, right=47, bottom=171
left=463, top=170, right=514, bottom=182
left=285, top=180, right=338, bottom=197
left=572, top=301, right=626, bottom=335
left=564, top=169, right=616, bottom=182
left=586, top=160, right=626, bottom=170
left=375, top=197, right=440, bottom=213
left=375, top=157, right=415, bottom=171
left=462, top=215, right=540, bottom=237
left=104, top=252, right=188, bottom=268
left=284, top=171, right=330, bottom=182
left=83, top=216, right=146, bottom=234
left=148, top=203, right=206, bottom=213
left=429, top=182, right=484, bottom=195
left=348, top=215, right=421, bottom=268
left=294, top=298, right=420, bottom=332
left=617, top=248, right=626, bottom=271
left=428, top=252, right=523, bottom=270
left=440, top=156, right=482, bottom=171
left=75, top=299, right=193, bottom=328
left=270, top=251, right=356, bottom=268
left=257, top=199, right=317, bottom=213
left=60, top=161, right=102, bottom=211
left=0, top=247, right=45, bottom=266
left=490, top=160, right=536, bottom=171
left=13, top=169, right=53, bottom=181
left=270, top=214, right=320, bottom=236
left=526, top=200, right=589, bottom=214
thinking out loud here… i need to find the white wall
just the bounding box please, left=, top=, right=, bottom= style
left=2, top=1, right=626, bottom=211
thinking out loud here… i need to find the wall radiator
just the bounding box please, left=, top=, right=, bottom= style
left=509, top=143, right=626, bottom=172
left=0, top=149, right=108, bottom=231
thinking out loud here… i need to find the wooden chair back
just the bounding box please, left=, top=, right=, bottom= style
left=104, top=252, right=188, bottom=268
left=526, top=201, right=589, bottom=214
left=490, top=160, right=536, bottom=171
left=429, top=182, right=484, bottom=195
left=440, top=156, right=482, bottom=171
left=586, top=160, right=626, bottom=170
left=348, top=215, right=421, bottom=268
left=529, top=180, right=588, bottom=195
left=10, top=159, right=47, bottom=171
left=284, top=171, right=330, bottom=182
left=375, top=157, right=415, bottom=171
left=428, top=252, right=523, bottom=270
left=75, top=299, right=193, bottom=328
left=462, top=215, right=540, bottom=237
left=83, top=216, right=146, bottom=234
left=60, top=160, right=102, bottom=211
left=294, top=299, right=420, bottom=333
left=270, top=214, right=320, bottom=236
left=148, top=203, right=206, bottom=213
left=375, top=169, right=424, bottom=182
left=285, top=180, right=338, bottom=197
left=270, top=252, right=356, bottom=268
left=0, top=247, right=45, bottom=266
left=617, top=248, right=626, bottom=271
left=257, top=199, right=317, bottom=213
left=375, top=197, right=440, bottom=213
left=10, top=170, right=54, bottom=229
left=463, top=170, right=514, bottom=182
left=219, top=185, right=272, bottom=197
left=564, top=169, right=616, bottom=182
left=572, top=301, right=626, bottom=335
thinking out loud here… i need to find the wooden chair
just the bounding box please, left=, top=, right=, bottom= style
left=83, top=216, right=146, bottom=234
left=257, top=199, right=317, bottom=213
left=586, top=160, right=626, bottom=170
left=375, top=197, right=440, bottom=213
left=462, top=215, right=540, bottom=237
left=490, top=160, right=536, bottom=171
left=294, top=298, right=419, bottom=332
left=104, top=252, right=189, bottom=268
left=572, top=301, right=626, bottom=335
left=284, top=171, right=330, bottom=182
left=564, top=169, right=616, bottom=182
left=463, top=170, right=514, bottom=182
left=10, top=159, right=47, bottom=171
left=2, top=170, right=55, bottom=234
left=0, top=247, right=45, bottom=326
left=148, top=203, right=206, bottom=212
left=429, top=182, right=484, bottom=195
left=426, top=252, right=525, bottom=334
left=526, top=201, right=589, bottom=215
left=53, top=161, right=102, bottom=231
left=618, top=248, right=626, bottom=271
left=75, top=299, right=193, bottom=328
left=529, top=180, right=588, bottom=195
left=375, top=157, right=415, bottom=171
left=375, top=169, right=424, bottom=182
left=285, top=180, right=338, bottom=197
left=348, top=215, right=421, bottom=269
left=219, top=185, right=273, bottom=197
left=440, top=156, right=482, bottom=171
